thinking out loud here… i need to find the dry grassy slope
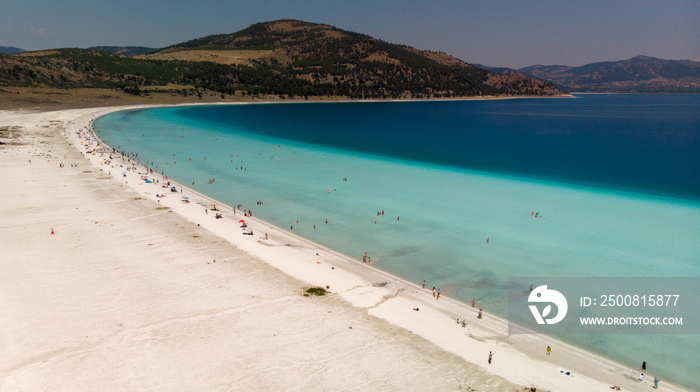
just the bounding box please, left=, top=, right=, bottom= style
left=138, top=50, right=272, bottom=66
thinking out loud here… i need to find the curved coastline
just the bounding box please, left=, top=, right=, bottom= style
left=0, top=104, right=688, bottom=391
left=83, top=105, right=686, bottom=391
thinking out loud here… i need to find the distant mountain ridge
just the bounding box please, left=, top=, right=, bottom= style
left=481, top=56, right=700, bottom=93
left=0, top=46, right=26, bottom=54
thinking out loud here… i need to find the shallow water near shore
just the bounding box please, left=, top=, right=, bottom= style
left=95, top=94, right=700, bottom=390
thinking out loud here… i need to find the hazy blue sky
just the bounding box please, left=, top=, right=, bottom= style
left=1, top=0, right=698, bottom=68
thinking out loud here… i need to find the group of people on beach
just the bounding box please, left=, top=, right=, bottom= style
left=636, top=361, right=660, bottom=389
left=455, top=317, right=468, bottom=328
left=616, top=373, right=659, bottom=389
left=419, top=280, right=496, bottom=365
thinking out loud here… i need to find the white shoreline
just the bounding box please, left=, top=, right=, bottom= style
left=1, top=105, right=685, bottom=391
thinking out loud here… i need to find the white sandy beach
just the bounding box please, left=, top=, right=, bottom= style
left=0, top=106, right=686, bottom=391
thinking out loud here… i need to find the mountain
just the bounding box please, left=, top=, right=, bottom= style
left=88, top=46, right=159, bottom=57
left=140, top=19, right=564, bottom=98
left=485, top=56, right=700, bottom=93
left=0, top=19, right=564, bottom=100
left=0, top=46, right=26, bottom=54
left=472, top=64, right=524, bottom=76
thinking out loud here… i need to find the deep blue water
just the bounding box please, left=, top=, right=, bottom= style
left=176, top=94, right=700, bottom=201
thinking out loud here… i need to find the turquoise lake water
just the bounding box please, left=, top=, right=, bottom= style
left=94, top=94, right=700, bottom=390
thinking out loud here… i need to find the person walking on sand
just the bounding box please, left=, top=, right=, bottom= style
left=653, top=376, right=659, bottom=389
left=432, top=287, right=436, bottom=297
left=488, top=351, right=493, bottom=364
left=478, top=309, right=482, bottom=319
left=546, top=346, right=551, bottom=356
left=436, top=288, right=441, bottom=299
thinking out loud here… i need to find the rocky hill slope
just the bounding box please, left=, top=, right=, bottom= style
left=1, top=19, right=564, bottom=100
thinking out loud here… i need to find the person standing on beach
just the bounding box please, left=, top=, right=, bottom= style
left=488, top=351, right=493, bottom=364
left=546, top=346, right=551, bottom=356
left=422, top=280, right=425, bottom=289
left=478, top=309, right=482, bottom=319
left=432, top=287, right=436, bottom=297
left=436, top=288, right=440, bottom=300
left=653, top=377, right=659, bottom=389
